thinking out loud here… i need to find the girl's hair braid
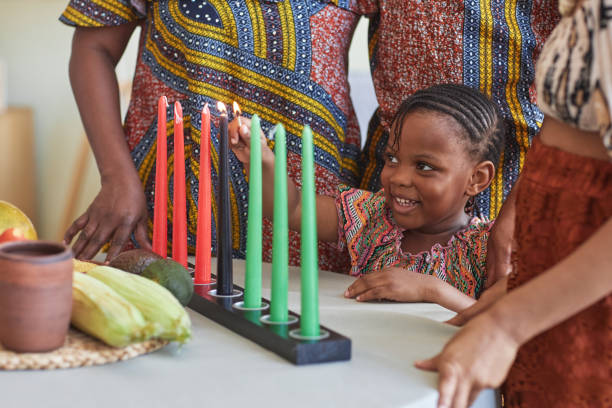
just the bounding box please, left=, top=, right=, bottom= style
left=390, top=83, right=506, bottom=166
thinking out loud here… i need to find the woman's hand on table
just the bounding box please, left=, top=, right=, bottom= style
left=64, top=173, right=151, bottom=262
left=415, top=311, right=519, bottom=408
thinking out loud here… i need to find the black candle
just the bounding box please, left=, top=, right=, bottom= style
left=216, top=102, right=233, bottom=295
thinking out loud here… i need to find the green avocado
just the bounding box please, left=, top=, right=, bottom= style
left=108, top=249, right=163, bottom=275
left=142, top=259, right=194, bottom=306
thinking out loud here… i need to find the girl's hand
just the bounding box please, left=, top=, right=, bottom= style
left=446, top=276, right=507, bottom=326
left=228, top=116, right=274, bottom=167
left=64, top=173, right=151, bottom=262
left=415, top=312, right=519, bottom=408
left=344, top=267, right=435, bottom=302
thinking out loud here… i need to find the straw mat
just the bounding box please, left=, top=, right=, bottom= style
left=0, top=329, right=167, bottom=370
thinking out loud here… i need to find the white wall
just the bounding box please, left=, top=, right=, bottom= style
left=349, top=18, right=378, bottom=140
left=0, top=2, right=374, bottom=241
left=0, top=0, right=139, bottom=240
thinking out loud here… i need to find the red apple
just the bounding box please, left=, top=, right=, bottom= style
left=0, top=227, right=27, bottom=243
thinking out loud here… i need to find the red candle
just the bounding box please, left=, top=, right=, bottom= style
left=194, top=104, right=213, bottom=284
left=172, top=101, right=187, bottom=267
left=153, top=96, right=168, bottom=258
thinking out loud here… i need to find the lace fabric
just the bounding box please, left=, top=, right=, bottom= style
left=503, top=138, right=612, bottom=407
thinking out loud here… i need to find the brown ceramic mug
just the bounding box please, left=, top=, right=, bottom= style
left=0, top=241, right=73, bottom=352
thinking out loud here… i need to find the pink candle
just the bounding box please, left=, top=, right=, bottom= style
left=172, top=101, right=187, bottom=267
left=153, top=96, right=168, bottom=258
left=194, top=104, right=213, bottom=284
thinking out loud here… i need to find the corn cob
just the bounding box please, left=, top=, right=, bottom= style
left=87, top=266, right=191, bottom=343
left=73, top=259, right=98, bottom=273
left=71, top=272, right=156, bottom=347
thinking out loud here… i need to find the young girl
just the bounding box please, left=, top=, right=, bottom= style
left=229, top=84, right=506, bottom=312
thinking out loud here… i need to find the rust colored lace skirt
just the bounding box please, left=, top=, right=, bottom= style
left=502, top=138, right=612, bottom=407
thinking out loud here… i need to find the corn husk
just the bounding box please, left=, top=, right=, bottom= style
left=87, top=266, right=191, bottom=343
left=71, top=272, right=156, bottom=347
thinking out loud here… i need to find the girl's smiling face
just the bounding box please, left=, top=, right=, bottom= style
left=380, top=110, right=480, bottom=234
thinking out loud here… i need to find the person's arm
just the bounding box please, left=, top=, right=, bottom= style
left=228, top=119, right=339, bottom=242
left=484, top=177, right=518, bottom=288
left=445, top=276, right=508, bottom=326
left=415, top=217, right=612, bottom=408
left=344, top=267, right=477, bottom=312
left=63, top=23, right=151, bottom=261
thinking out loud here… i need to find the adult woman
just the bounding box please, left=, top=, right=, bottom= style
left=416, top=0, right=612, bottom=405
left=60, top=0, right=362, bottom=272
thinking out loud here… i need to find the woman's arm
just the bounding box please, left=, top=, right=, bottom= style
left=484, top=177, right=518, bottom=288
left=491, top=216, right=612, bottom=344
left=416, top=217, right=612, bottom=408
left=64, top=23, right=151, bottom=261
left=445, top=276, right=508, bottom=326
left=228, top=120, right=339, bottom=242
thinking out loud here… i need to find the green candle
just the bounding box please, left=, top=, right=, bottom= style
left=244, top=310, right=262, bottom=326
left=244, top=114, right=262, bottom=308
left=271, top=324, right=288, bottom=339
left=300, top=125, right=319, bottom=336
left=270, top=124, right=289, bottom=322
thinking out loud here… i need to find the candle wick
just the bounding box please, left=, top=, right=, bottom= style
left=267, top=125, right=277, bottom=141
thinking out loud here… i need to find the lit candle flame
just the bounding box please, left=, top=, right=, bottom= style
left=232, top=101, right=242, bottom=126
left=217, top=101, right=227, bottom=115
left=162, top=95, right=169, bottom=107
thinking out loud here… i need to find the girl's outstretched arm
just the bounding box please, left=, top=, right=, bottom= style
left=228, top=119, right=339, bottom=242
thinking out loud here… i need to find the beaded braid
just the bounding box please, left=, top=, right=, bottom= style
left=390, top=84, right=506, bottom=167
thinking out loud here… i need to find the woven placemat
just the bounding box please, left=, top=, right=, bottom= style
left=0, top=329, right=168, bottom=370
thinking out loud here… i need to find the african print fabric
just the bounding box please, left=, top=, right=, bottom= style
left=336, top=185, right=491, bottom=298
left=536, top=0, right=612, bottom=159
left=354, top=0, right=561, bottom=219
left=60, top=0, right=362, bottom=272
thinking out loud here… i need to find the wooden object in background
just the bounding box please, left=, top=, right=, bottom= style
left=58, top=136, right=90, bottom=240
left=0, top=107, right=36, bottom=225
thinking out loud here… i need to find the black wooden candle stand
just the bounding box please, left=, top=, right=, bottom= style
left=187, top=280, right=351, bottom=365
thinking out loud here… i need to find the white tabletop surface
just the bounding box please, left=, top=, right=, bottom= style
left=0, top=259, right=497, bottom=408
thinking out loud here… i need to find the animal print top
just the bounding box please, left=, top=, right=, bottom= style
left=535, top=0, right=612, bottom=159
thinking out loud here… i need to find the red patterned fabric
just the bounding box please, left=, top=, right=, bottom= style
left=503, top=138, right=612, bottom=407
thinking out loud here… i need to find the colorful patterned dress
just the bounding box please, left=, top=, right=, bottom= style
left=336, top=186, right=491, bottom=298
left=60, top=0, right=362, bottom=272
left=354, top=0, right=560, bottom=219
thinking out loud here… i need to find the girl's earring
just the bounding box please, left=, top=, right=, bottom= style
left=464, top=196, right=475, bottom=216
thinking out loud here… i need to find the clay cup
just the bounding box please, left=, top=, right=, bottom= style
left=0, top=241, right=73, bottom=352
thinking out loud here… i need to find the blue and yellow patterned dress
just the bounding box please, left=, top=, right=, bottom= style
left=60, top=0, right=362, bottom=272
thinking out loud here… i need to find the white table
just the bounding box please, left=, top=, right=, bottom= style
left=1, top=259, right=498, bottom=408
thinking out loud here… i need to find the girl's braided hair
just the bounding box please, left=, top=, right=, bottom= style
left=390, top=83, right=506, bottom=167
